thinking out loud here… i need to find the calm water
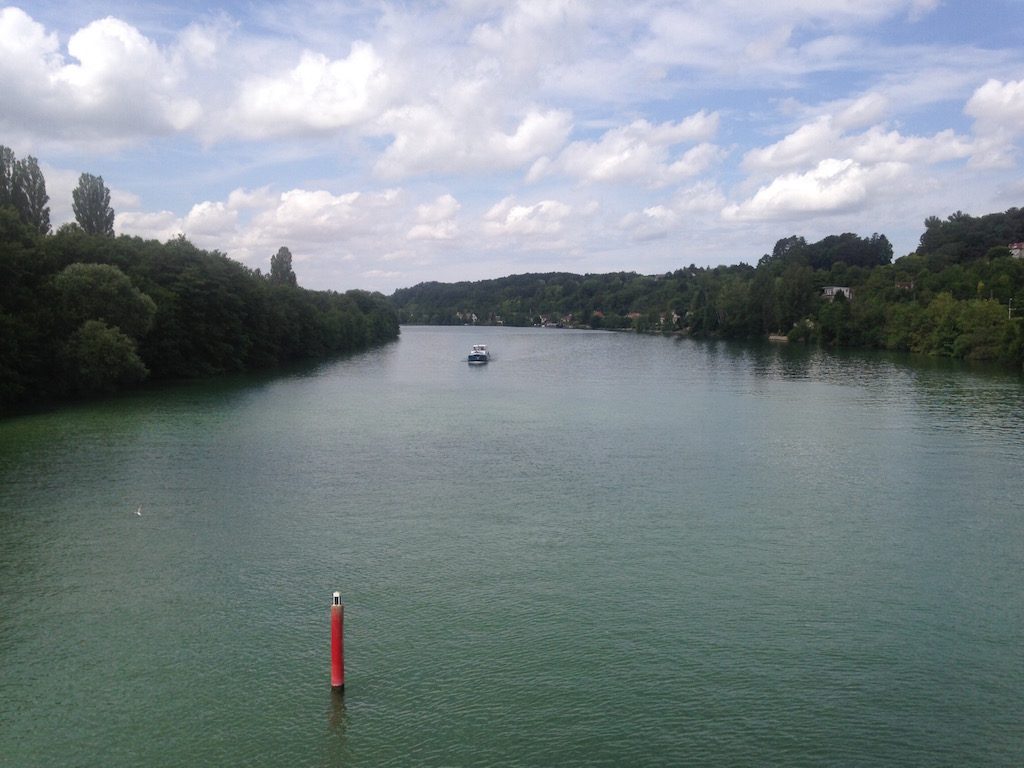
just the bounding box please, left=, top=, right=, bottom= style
left=2, top=326, right=1023, bottom=766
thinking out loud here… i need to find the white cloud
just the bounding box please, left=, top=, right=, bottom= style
left=116, top=210, right=184, bottom=242
left=374, top=102, right=572, bottom=178
left=109, top=187, right=141, bottom=212
left=1, top=11, right=202, bottom=142
left=798, top=34, right=860, bottom=65
left=620, top=205, right=677, bottom=241
left=669, top=143, right=727, bottom=178
left=743, top=117, right=841, bottom=172
left=483, top=196, right=572, bottom=237
left=226, top=187, right=279, bottom=211
left=620, top=181, right=727, bottom=241
left=228, top=42, right=386, bottom=139
left=113, top=184, right=409, bottom=283
left=541, top=112, right=721, bottom=185
left=966, top=78, right=1024, bottom=126
left=744, top=25, right=794, bottom=65
left=673, top=181, right=730, bottom=214
left=250, top=188, right=400, bottom=242
left=723, top=158, right=907, bottom=220
left=176, top=21, right=225, bottom=66
left=184, top=201, right=238, bottom=236
left=642, top=0, right=939, bottom=38
left=116, top=199, right=237, bottom=247
left=469, top=0, right=592, bottom=78
left=407, top=221, right=458, bottom=241
left=489, top=109, right=573, bottom=163
left=407, top=194, right=461, bottom=240
left=634, top=0, right=942, bottom=80
left=0, top=7, right=61, bottom=120
left=225, top=186, right=405, bottom=283
left=635, top=8, right=730, bottom=69
left=0, top=6, right=56, bottom=62
left=742, top=113, right=973, bottom=179
left=834, top=93, right=890, bottom=131
left=851, top=126, right=972, bottom=164
left=418, top=193, right=460, bottom=222
left=965, top=78, right=1024, bottom=168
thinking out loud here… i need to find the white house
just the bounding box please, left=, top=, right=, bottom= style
left=822, top=286, right=854, bottom=301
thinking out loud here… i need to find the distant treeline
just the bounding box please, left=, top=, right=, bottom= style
left=0, top=147, right=399, bottom=413
left=391, top=210, right=1024, bottom=368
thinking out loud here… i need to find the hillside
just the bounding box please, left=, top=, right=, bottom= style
left=390, top=210, right=1024, bottom=367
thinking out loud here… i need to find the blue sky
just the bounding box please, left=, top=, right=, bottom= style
left=3, top=1, right=1024, bottom=293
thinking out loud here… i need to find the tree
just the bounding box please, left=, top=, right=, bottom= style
left=922, top=292, right=960, bottom=356
left=952, top=299, right=1011, bottom=360
left=61, top=320, right=149, bottom=394
left=770, top=235, right=808, bottom=267
left=12, top=155, right=50, bottom=235
left=818, top=290, right=853, bottom=345
left=1, top=147, right=50, bottom=235
left=0, top=145, right=13, bottom=209
left=270, top=246, right=297, bottom=286
left=72, top=173, right=115, bottom=236
left=53, top=263, right=156, bottom=339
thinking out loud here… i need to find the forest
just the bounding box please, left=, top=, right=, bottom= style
left=0, top=147, right=399, bottom=414
left=391, top=211, right=1024, bottom=368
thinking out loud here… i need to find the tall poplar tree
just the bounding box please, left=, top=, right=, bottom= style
left=0, top=147, right=50, bottom=235
left=13, top=156, right=50, bottom=235
left=72, top=172, right=115, bottom=236
left=0, top=145, right=14, bottom=210
left=270, top=246, right=298, bottom=286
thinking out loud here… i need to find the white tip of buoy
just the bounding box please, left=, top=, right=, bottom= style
left=333, top=591, right=341, bottom=605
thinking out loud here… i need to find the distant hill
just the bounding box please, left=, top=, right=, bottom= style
left=389, top=210, right=1024, bottom=367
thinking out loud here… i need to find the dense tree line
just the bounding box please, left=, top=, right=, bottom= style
left=0, top=146, right=399, bottom=413
left=391, top=216, right=1024, bottom=368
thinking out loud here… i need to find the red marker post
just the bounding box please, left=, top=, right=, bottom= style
left=330, top=591, right=345, bottom=691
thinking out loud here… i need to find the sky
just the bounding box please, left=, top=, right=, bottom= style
left=3, top=1, right=1024, bottom=294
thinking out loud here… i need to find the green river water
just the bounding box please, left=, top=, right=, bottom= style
left=1, top=326, right=1022, bottom=766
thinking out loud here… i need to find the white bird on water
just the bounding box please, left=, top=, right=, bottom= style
left=135, top=505, right=142, bottom=516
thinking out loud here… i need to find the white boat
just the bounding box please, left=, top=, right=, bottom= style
left=467, top=344, right=490, bottom=364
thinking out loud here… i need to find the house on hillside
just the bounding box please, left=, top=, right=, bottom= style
left=1010, top=242, right=1024, bottom=259
left=822, top=286, right=854, bottom=301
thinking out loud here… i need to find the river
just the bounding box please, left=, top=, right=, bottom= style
left=1, top=326, right=1022, bottom=766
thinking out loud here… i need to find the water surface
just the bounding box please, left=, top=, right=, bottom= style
left=2, top=327, right=1022, bottom=766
